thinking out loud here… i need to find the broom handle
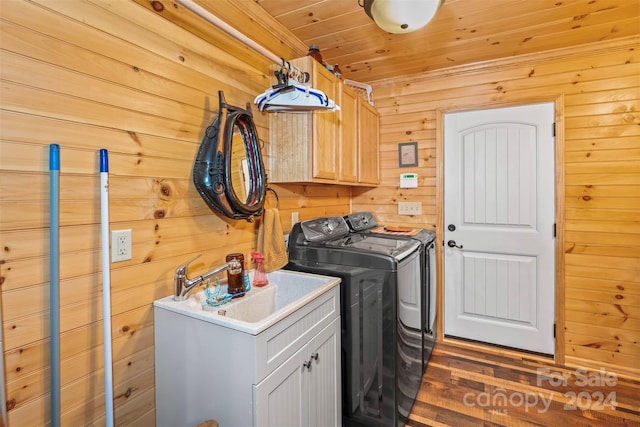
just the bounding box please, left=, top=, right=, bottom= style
left=100, top=149, right=114, bottom=427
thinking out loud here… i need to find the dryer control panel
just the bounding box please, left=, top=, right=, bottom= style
left=344, top=212, right=377, bottom=232
left=300, top=217, right=350, bottom=242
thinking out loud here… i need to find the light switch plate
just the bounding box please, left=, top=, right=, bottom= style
left=398, top=202, right=422, bottom=215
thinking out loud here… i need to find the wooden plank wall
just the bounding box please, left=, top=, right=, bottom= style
left=352, top=35, right=640, bottom=378
left=0, top=1, right=349, bottom=425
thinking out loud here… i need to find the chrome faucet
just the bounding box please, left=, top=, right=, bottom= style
left=173, top=255, right=241, bottom=301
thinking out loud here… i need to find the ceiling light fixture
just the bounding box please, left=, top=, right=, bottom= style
left=360, top=0, right=443, bottom=34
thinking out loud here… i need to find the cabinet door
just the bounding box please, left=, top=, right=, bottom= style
left=358, top=100, right=380, bottom=185
left=339, top=85, right=359, bottom=183
left=307, top=318, right=341, bottom=427
left=312, top=64, right=338, bottom=181
left=254, top=349, right=308, bottom=427
left=254, top=318, right=341, bottom=427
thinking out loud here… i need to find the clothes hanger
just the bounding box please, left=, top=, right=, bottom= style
left=253, top=58, right=338, bottom=112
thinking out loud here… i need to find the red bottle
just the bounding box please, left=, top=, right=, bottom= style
left=251, top=252, right=268, bottom=287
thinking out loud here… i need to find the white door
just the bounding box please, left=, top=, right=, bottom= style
left=443, top=102, right=556, bottom=355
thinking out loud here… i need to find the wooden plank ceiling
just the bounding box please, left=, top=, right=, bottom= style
left=254, top=0, right=640, bottom=83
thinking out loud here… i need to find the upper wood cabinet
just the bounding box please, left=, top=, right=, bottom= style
left=358, top=98, right=380, bottom=185
left=268, top=56, right=379, bottom=186
left=268, top=56, right=337, bottom=184
left=312, top=59, right=339, bottom=181
left=339, top=83, right=359, bottom=183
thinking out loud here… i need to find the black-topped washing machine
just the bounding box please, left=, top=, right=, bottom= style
left=286, top=216, right=423, bottom=427
left=344, top=212, right=437, bottom=371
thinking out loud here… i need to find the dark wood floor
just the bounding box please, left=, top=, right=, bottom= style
left=408, top=342, right=640, bottom=427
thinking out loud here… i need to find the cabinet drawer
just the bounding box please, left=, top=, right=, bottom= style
left=255, top=286, right=339, bottom=382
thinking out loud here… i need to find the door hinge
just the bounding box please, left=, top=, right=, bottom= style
left=553, top=223, right=556, bottom=238
left=552, top=122, right=556, bottom=137
left=553, top=323, right=556, bottom=338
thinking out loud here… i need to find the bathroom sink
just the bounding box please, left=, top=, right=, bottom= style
left=154, top=269, right=340, bottom=335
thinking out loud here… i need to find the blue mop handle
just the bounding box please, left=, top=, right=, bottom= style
left=49, top=144, right=61, bottom=427
left=50, top=144, right=60, bottom=171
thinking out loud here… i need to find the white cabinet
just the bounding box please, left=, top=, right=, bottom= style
left=154, top=285, right=341, bottom=427
left=253, top=318, right=340, bottom=427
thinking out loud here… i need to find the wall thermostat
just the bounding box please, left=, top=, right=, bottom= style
left=400, top=173, right=418, bottom=188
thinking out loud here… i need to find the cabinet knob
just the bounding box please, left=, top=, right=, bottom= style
left=302, top=361, right=312, bottom=371
left=311, top=352, right=319, bottom=361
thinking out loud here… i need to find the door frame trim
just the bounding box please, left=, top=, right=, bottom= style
left=435, top=96, right=566, bottom=364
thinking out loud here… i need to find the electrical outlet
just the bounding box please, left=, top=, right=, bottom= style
left=398, top=202, right=422, bottom=215
left=291, top=211, right=299, bottom=224
left=111, top=229, right=132, bottom=262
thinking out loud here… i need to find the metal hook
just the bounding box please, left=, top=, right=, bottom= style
left=289, top=65, right=310, bottom=84
left=266, top=187, right=280, bottom=209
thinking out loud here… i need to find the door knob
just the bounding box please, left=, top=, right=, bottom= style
left=448, top=224, right=456, bottom=231
left=447, top=240, right=463, bottom=249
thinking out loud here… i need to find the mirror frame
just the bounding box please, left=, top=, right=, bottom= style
left=193, top=91, right=267, bottom=222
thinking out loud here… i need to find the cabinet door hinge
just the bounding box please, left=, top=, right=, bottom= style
left=553, top=223, right=556, bottom=238
left=552, top=122, right=556, bottom=137
left=553, top=323, right=556, bottom=338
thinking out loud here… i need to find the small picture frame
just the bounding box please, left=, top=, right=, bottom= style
left=398, top=142, right=418, bottom=167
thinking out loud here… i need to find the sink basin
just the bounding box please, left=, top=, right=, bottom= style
left=154, top=269, right=340, bottom=335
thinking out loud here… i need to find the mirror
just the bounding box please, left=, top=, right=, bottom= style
left=223, top=106, right=266, bottom=214
left=193, top=91, right=267, bottom=222
left=230, top=126, right=249, bottom=204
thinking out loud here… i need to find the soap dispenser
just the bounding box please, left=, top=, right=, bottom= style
left=251, top=251, right=268, bottom=287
